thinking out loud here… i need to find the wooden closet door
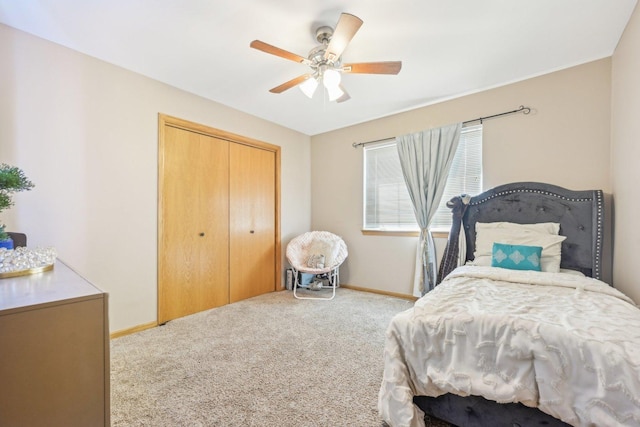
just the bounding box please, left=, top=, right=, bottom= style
left=229, top=143, right=276, bottom=302
left=159, top=126, right=230, bottom=324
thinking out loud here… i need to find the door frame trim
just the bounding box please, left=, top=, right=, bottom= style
left=157, top=114, right=282, bottom=324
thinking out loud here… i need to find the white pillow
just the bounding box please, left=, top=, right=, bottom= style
left=306, top=239, right=339, bottom=267
left=475, top=221, right=560, bottom=235
left=472, top=227, right=566, bottom=273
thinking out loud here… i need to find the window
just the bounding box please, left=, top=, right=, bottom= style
left=363, top=125, right=482, bottom=232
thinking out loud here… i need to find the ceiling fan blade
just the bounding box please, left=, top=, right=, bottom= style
left=342, top=61, right=402, bottom=75
left=336, top=85, right=351, bottom=103
left=324, top=13, right=363, bottom=63
left=269, top=74, right=314, bottom=93
left=250, top=40, right=311, bottom=65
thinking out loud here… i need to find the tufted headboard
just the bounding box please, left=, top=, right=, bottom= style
left=462, top=182, right=604, bottom=280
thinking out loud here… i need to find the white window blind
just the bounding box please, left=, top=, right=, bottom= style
left=363, top=125, right=482, bottom=231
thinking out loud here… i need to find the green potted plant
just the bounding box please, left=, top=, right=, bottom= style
left=0, top=163, right=35, bottom=249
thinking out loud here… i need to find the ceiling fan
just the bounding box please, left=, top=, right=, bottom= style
left=250, top=13, right=402, bottom=103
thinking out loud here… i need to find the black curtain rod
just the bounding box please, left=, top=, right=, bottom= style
left=352, top=105, right=531, bottom=148
left=462, top=105, right=531, bottom=125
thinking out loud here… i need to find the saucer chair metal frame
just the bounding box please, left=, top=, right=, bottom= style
left=286, top=231, right=348, bottom=300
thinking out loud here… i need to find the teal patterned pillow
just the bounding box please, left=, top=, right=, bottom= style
left=491, top=243, right=543, bottom=271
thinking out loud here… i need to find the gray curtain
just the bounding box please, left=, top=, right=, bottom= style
left=396, top=123, right=462, bottom=296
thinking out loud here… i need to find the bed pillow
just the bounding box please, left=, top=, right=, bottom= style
left=491, top=243, right=542, bottom=271
left=471, top=227, right=566, bottom=272
left=476, top=221, right=560, bottom=235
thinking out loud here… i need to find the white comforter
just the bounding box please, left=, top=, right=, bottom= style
left=378, top=266, right=640, bottom=427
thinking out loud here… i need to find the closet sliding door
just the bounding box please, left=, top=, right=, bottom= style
left=158, top=115, right=281, bottom=325
left=159, top=125, right=230, bottom=324
left=229, top=143, right=276, bottom=303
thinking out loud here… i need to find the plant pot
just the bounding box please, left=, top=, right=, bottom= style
left=0, top=238, right=14, bottom=250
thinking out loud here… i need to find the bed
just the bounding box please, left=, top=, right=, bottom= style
left=378, top=182, right=640, bottom=427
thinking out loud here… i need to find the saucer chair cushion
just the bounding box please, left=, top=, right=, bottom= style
left=286, top=231, right=348, bottom=274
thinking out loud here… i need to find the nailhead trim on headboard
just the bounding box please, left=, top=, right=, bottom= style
left=469, top=188, right=594, bottom=205
left=594, top=190, right=603, bottom=280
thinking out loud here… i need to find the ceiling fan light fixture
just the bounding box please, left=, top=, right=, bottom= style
left=326, top=83, right=344, bottom=102
left=322, top=68, right=342, bottom=89
left=299, top=77, right=318, bottom=98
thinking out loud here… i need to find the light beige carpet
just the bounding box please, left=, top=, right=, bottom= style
left=110, top=288, right=451, bottom=426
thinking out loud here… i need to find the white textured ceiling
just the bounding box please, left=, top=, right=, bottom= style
left=0, top=0, right=636, bottom=135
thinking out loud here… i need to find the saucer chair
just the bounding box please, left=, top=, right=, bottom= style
left=286, top=231, right=348, bottom=300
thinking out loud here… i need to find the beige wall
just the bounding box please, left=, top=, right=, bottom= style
left=310, top=59, right=612, bottom=296
left=612, top=3, right=640, bottom=304
left=0, top=24, right=312, bottom=333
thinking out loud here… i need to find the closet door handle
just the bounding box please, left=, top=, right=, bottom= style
left=199, top=232, right=205, bottom=237
left=249, top=230, right=255, bottom=234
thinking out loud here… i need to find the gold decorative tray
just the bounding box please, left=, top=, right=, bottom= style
left=0, top=263, right=54, bottom=279
left=0, top=247, right=57, bottom=279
